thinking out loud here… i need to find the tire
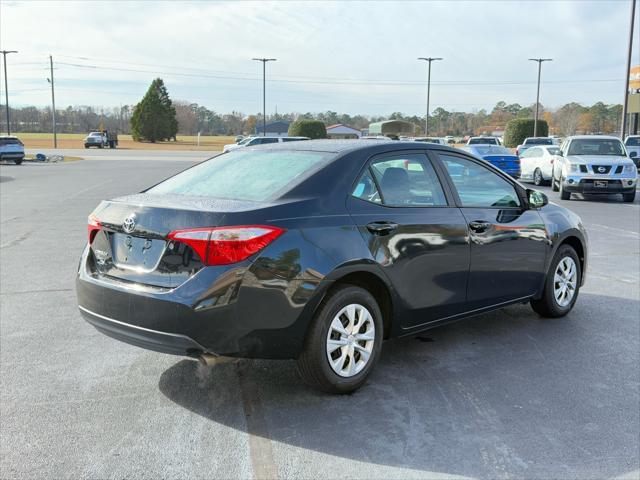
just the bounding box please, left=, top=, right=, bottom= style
left=622, top=191, right=636, bottom=202
left=14, top=158, right=23, bottom=165
left=296, top=285, right=383, bottom=394
left=551, top=173, right=559, bottom=192
left=559, top=177, right=570, bottom=200
left=98, top=144, right=103, bottom=149
left=530, top=244, right=581, bottom=318
left=533, top=168, right=544, bottom=186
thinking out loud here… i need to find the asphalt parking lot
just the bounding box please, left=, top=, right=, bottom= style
left=1, top=152, right=639, bottom=480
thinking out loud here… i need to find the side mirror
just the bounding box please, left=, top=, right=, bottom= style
left=528, top=189, right=548, bottom=208
left=630, top=151, right=637, bottom=158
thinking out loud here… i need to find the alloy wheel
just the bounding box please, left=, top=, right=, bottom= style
left=326, top=304, right=376, bottom=377
left=534, top=169, right=542, bottom=186
left=554, top=256, right=577, bottom=307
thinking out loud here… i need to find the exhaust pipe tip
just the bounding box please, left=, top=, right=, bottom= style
left=198, top=353, right=236, bottom=367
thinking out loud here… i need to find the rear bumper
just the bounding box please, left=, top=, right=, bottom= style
left=76, top=245, right=322, bottom=359
left=79, top=305, right=206, bottom=356
left=0, top=152, right=25, bottom=160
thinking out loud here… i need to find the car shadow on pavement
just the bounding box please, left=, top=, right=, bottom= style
left=159, top=293, right=639, bottom=478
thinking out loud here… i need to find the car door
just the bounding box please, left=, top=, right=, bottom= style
left=434, top=151, right=549, bottom=309
left=347, top=151, right=470, bottom=328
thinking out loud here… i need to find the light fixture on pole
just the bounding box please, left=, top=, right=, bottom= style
left=1, top=50, right=18, bottom=135
left=417, top=57, right=443, bottom=136
left=529, top=58, right=553, bottom=137
left=252, top=58, right=276, bottom=136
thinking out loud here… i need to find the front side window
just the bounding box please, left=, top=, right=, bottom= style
left=367, top=154, right=447, bottom=206
left=439, top=154, right=521, bottom=208
left=147, top=149, right=333, bottom=202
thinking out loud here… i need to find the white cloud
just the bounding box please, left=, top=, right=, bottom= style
left=0, top=0, right=636, bottom=115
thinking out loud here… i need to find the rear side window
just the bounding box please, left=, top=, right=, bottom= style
left=362, top=154, right=447, bottom=206
left=148, top=150, right=333, bottom=202
left=439, top=154, right=520, bottom=208
left=352, top=169, right=381, bottom=204
left=0, top=138, right=22, bottom=146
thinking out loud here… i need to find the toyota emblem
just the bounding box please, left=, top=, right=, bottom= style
left=597, top=166, right=606, bottom=173
left=122, top=216, right=136, bottom=233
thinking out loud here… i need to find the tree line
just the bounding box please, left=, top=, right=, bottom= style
left=0, top=77, right=623, bottom=138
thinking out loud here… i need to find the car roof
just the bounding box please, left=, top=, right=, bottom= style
left=565, top=135, right=621, bottom=141
left=239, top=139, right=459, bottom=155
left=0, top=135, right=20, bottom=139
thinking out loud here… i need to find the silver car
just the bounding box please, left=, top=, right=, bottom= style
left=0, top=136, right=25, bottom=165
left=551, top=135, right=637, bottom=202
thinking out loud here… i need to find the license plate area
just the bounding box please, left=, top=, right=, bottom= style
left=594, top=180, right=608, bottom=188
left=110, top=233, right=166, bottom=271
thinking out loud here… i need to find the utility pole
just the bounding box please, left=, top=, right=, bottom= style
left=621, top=0, right=636, bottom=139
left=1, top=50, right=18, bottom=135
left=417, top=57, right=443, bottom=135
left=529, top=58, right=552, bottom=137
left=252, top=58, right=276, bottom=136
left=48, top=55, right=57, bottom=148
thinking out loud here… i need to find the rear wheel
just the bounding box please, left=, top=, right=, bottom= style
left=296, top=285, right=383, bottom=394
left=14, top=158, right=23, bottom=165
left=531, top=244, right=581, bottom=318
left=623, top=191, right=636, bottom=202
left=533, top=168, right=544, bottom=186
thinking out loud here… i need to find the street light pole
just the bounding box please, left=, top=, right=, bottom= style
left=49, top=55, right=57, bottom=148
left=621, top=0, right=636, bottom=139
left=529, top=58, right=552, bottom=137
left=418, top=57, right=443, bottom=136
left=1, top=50, right=18, bottom=135
left=252, top=58, right=276, bottom=136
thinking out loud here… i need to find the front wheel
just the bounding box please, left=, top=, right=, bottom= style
left=551, top=172, right=559, bottom=191
left=531, top=245, right=581, bottom=318
left=622, top=191, right=636, bottom=202
left=296, top=285, right=383, bottom=394
left=559, top=177, right=570, bottom=200
left=14, top=158, right=23, bottom=165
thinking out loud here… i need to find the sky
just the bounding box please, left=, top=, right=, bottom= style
left=0, top=0, right=638, bottom=116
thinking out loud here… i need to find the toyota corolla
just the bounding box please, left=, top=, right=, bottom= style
left=77, top=141, right=588, bottom=393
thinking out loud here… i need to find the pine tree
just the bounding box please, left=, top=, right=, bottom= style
left=130, top=78, right=178, bottom=142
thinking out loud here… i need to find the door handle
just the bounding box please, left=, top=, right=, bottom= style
left=469, top=220, right=491, bottom=233
left=366, top=221, right=398, bottom=235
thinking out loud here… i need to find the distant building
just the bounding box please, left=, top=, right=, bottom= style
left=368, top=120, right=415, bottom=138
left=326, top=124, right=362, bottom=139
left=255, top=121, right=291, bottom=136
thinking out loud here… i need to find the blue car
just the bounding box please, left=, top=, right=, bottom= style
left=0, top=136, right=25, bottom=165
left=461, top=145, right=520, bottom=179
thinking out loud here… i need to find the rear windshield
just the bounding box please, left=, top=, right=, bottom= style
left=0, top=138, right=22, bottom=146
left=567, top=139, right=625, bottom=156
left=546, top=146, right=561, bottom=155
left=625, top=137, right=640, bottom=147
left=468, top=138, right=497, bottom=145
left=526, top=138, right=553, bottom=145
left=147, top=149, right=334, bottom=201
left=472, top=146, right=511, bottom=156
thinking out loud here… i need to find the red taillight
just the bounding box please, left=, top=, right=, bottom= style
left=167, top=225, right=285, bottom=266
left=88, top=214, right=101, bottom=244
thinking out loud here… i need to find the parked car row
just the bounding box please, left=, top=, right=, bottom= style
left=517, top=136, right=637, bottom=202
